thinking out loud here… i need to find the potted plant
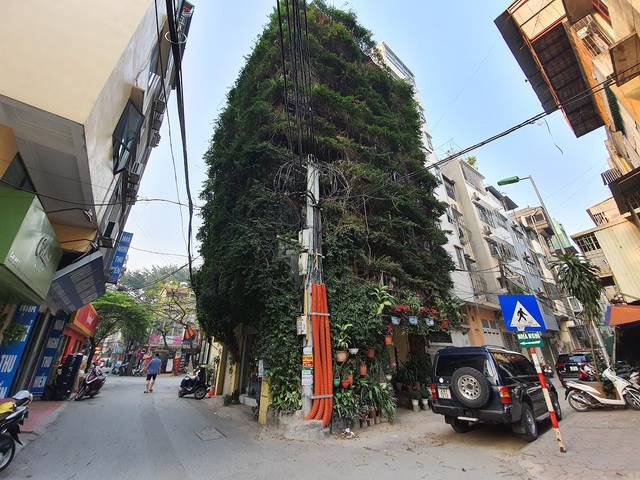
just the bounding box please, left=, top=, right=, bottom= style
left=420, top=386, right=431, bottom=410
left=410, top=390, right=421, bottom=412
left=348, top=346, right=359, bottom=355
left=408, top=315, right=418, bottom=325
left=359, top=361, right=367, bottom=377
left=340, top=379, right=350, bottom=389
left=334, top=378, right=341, bottom=388
left=334, top=323, right=352, bottom=363
left=384, top=368, right=393, bottom=381
left=366, top=347, right=376, bottom=359
left=384, top=334, right=393, bottom=345
left=370, top=284, right=395, bottom=316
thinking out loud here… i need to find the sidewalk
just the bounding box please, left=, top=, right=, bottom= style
left=519, top=409, right=640, bottom=479
left=22, top=400, right=69, bottom=434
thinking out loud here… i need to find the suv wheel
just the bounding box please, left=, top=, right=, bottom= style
left=520, top=404, right=538, bottom=442
left=448, top=417, right=471, bottom=434
left=451, top=367, right=490, bottom=408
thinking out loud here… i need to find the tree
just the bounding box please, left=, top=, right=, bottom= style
left=553, top=253, right=609, bottom=368
left=120, top=265, right=190, bottom=290
left=91, top=290, right=151, bottom=371
left=465, top=156, right=478, bottom=168
left=142, top=282, right=197, bottom=361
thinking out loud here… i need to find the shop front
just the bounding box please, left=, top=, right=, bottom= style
left=606, top=304, right=640, bottom=365
left=61, top=304, right=99, bottom=359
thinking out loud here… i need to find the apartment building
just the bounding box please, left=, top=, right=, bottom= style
left=374, top=42, right=475, bottom=350
left=572, top=197, right=640, bottom=302
left=0, top=0, right=194, bottom=397
left=496, top=0, right=640, bottom=232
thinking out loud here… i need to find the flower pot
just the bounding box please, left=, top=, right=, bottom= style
left=346, top=373, right=353, bottom=385
left=359, top=363, right=367, bottom=377
left=391, top=316, right=401, bottom=325
left=366, top=347, right=376, bottom=359
left=340, top=380, right=350, bottom=389
left=348, top=347, right=359, bottom=355
left=426, top=316, right=435, bottom=327
left=335, top=350, right=348, bottom=363
left=385, top=373, right=393, bottom=381
left=408, top=315, right=418, bottom=325
left=441, top=319, right=450, bottom=329
left=384, top=335, right=393, bottom=346
left=420, top=398, right=429, bottom=410
left=389, top=361, right=397, bottom=369
left=333, top=378, right=340, bottom=388
left=411, top=399, right=420, bottom=412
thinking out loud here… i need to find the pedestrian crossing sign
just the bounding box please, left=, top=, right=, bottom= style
left=498, top=294, right=546, bottom=332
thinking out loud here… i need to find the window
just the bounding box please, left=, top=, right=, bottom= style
left=148, top=44, right=160, bottom=90
left=112, top=100, right=144, bottom=174
left=435, top=355, right=489, bottom=377
left=543, top=281, right=559, bottom=300
left=444, top=177, right=456, bottom=200
left=2, top=153, right=35, bottom=191
left=495, top=213, right=508, bottom=229
left=476, top=204, right=495, bottom=227
left=454, top=246, right=465, bottom=270
left=575, top=233, right=601, bottom=253
left=491, top=352, right=537, bottom=380
left=461, top=163, right=485, bottom=191
left=592, top=212, right=607, bottom=225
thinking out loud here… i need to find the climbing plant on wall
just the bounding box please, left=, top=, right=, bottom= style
left=197, top=1, right=455, bottom=414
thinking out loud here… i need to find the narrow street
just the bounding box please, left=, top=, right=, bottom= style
left=4, top=374, right=581, bottom=480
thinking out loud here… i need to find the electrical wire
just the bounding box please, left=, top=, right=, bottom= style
left=135, top=257, right=200, bottom=290
left=154, top=0, right=189, bottom=252
left=0, top=178, right=200, bottom=209
left=162, top=0, right=196, bottom=288
left=128, top=246, right=189, bottom=257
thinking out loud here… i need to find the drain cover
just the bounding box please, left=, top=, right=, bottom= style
left=195, top=426, right=225, bottom=441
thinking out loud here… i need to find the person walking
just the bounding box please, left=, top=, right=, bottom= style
left=145, top=353, right=162, bottom=394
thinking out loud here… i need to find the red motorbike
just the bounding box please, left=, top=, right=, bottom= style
left=75, top=364, right=106, bottom=401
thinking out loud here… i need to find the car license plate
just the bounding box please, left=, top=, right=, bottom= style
left=569, top=366, right=578, bottom=372
left=438, top=387, right=451, bottom=399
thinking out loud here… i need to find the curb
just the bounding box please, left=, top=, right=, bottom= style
left=22, top=401, right=70, bottom=436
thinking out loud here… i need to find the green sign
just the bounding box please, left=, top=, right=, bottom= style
left=516, top=331, right=544, bottom=347
left=0, top=187, right=62, bottom=303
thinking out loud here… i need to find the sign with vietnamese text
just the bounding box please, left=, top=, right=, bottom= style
left=31, top=312, right=67, bottom=397
left=516, top=331, right=544, bottom=348
left=0, top=305, right=39, bottom=398
left=108, top=231, right=133, bottom=284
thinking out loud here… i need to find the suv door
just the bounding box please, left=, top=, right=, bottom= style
left=491, top=351, right=547, bottom=419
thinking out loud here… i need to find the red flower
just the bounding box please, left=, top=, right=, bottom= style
left=392, top=304, right=410, bottom=313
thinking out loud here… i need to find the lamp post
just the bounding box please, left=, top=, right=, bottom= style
left=497, top=175, right=566, bottom=255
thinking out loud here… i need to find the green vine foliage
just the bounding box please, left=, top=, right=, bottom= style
left=197, top=1, right=454, bottom=414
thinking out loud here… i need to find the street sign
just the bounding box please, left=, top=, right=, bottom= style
left=498, top=295, right=546, bottom=332
left=516, top=331, right=544, bottom=347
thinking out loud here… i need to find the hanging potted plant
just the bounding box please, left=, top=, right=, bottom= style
left=334, top=323, right=352, bottom=363
left=408, top=315, right=418, bottom=325
left=384, top=334, right=393, bottom=346
left=348, top=347, right=359, bottom=355
left=359, top=361, right=367, bottom=377
left=384, top=367, right=393, bottom=381
left=366, top=347, right=376, bottom=359
left=334, top=378, right=341, bottom=388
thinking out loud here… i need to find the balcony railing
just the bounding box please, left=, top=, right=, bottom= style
left=601, top=167, right=622, bottom=185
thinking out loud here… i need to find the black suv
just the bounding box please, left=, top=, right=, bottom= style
left=431, top=346, right=561, bottom=441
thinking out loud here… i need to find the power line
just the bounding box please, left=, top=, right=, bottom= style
left=128, top=245, right=188, bottom=257
left=153, top=0, right=189, bottom=252
left=0, top=178, right=200, bottom=209
left=164, top=0, right=196, bottom=289
left=135, top=257, right=200, bottom=290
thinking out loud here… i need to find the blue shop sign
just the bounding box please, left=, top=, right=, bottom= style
left=31, top=311, right=67, bottom=397
left=108, top=231, right=133, bottom=284
left=0, top=305, right=39, bottom=398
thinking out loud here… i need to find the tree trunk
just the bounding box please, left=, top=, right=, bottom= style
left=85, top=338, right=97, bottom=373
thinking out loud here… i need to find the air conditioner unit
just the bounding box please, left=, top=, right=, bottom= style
left=568, top=296, right=583, bottom=314
left=150, top=131, right=161, bottom=148
left=483, top=225, right=492, bottom=236
left=472, top=193, right=480, bottom=202
left=127, top=172, right=141, bottom=186
left=153, top=99, right=166, bottom=114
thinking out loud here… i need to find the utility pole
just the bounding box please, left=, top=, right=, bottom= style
left=301, top=155, right=320, bottom=416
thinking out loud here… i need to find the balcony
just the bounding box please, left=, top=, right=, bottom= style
left=608, top=167, right=640, bottom=214
left=601, top=167, right=622, bottom=185
left=497, top=0, right=604, bottom=137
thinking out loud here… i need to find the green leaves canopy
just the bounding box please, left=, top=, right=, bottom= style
left=553, top=253, right=603, bottom=320
left=93, top=290, right=151, bottom=344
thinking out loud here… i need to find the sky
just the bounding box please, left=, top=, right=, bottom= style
left=126, top=1, right=611, bottom=271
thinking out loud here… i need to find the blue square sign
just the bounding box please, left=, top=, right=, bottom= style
left=498, top=294, right=546, bottom=332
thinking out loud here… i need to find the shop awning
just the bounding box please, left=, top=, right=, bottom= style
left=605, top=304, right=640, bottom=327
left=47, top=251, right=106, bottom=313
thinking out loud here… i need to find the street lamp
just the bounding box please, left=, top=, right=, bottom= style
left=497, top=175, right=566, bottom=255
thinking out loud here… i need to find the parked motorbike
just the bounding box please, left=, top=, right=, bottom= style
left=178, top=367, right=209, bottom=400
left=0, top=390, right=32, bottom=473
left=542, top=365, right=554, bottom=378
left=565, top=366, right=640, bottom=412
left=76, top=364, right=106, bottom=401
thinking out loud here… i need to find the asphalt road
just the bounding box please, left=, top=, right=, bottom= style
left=4, top=374, right=572, bottom=480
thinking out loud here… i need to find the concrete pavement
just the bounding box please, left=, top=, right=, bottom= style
left=2, top=372, right=632, bottom=480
